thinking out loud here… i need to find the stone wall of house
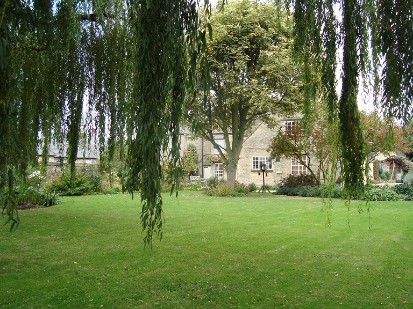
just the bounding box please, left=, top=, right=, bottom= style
left=40, top=156, right=99, bottom=181
left=180, top=119, right=299, bottom=185
left=236, top=122, right=292, bottom=186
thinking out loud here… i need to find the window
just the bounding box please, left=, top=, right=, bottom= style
left=285, top=120, right=297, bottom=135
left=285, top=120, right=301, bottom=137
left=252, top=156, right=273, bottom=171
left=214, top=163, right=224, bottom=179
left=291, top=155, right=308, bottom=175
left=213, top=139, right=225, bottom=155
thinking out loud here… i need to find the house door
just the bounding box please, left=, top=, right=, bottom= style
left=203, top=166, right=211, bottom=179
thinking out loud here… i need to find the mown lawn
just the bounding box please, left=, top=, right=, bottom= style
left=1, top=191, right=412, bottom=308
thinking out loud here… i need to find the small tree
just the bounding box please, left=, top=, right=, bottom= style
left=269, top=104, right=340, bottom=185
left=361, top=111, right=411, bottom=158
left=182, top=144, right=199, bottom=180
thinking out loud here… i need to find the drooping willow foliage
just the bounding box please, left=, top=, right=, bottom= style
left=0, top=0, right=209, bottom=245
left=278, top=0, right=413, bottom=195
left=1, top=0, right=412, bottom=241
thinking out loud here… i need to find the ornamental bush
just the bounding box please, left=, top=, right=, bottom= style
left=204, top=181, right=249, bottom=197
left=275, top=185, right=319, bottom=197
left=15, top=186, right=46, bottom=207
left=234, top=182, right=249, bottom=195
left=248, top=182, right=258, bottom=192
left=45, top=173, right=94, bottom=196
left=394, top=183, right=413, bottom=200
left=362, top=186, right=399, bottom=201
left=206, top=182, right=235, bottom=197
left=318, top=184, right=344, bottom=199
left=279, top=174, right=318, bottom=188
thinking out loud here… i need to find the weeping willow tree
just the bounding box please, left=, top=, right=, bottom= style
left=0, top=0, right=209, bottom=246
left=2, top=0, right=412, bottom=242
left=276, top=0, right=413, bottom=195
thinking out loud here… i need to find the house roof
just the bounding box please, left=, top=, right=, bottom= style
left=38, top=141, right=99, bottom=159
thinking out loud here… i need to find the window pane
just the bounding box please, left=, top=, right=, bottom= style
left=285, top=120, right=296, bottom=135
left=213, top=140, right=225, bottom=155
left=291, top=155, right=307, bottom=175
left=214, top=163, right=224, bottom=179
left=252, top=156, right=273, bottom=170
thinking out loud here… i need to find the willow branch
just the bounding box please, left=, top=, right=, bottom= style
left=0, top=0, right=8, bottom=27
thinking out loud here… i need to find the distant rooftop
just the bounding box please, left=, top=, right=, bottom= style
left=38, top=141, right=99, bottom=159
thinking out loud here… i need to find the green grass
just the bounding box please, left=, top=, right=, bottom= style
left=1, top=192, right=412, bottom=308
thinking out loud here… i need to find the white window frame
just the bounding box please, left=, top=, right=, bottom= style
left=252, top=156, right=273, bottom=171
left=214, top=163, right=224, bottom=179
left=213, top=139, right=225, bottom=155
left=291, top=155, right=308, bottom=175
left=285, top=120, right=297, bottom=135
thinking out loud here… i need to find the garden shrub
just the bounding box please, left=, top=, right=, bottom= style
left=15, top=186, right=45, bottom=207
left=88, top=175, right=102, bottom=193
left=12, top=186, right=60, bottom=209
left=318, top=183, right=344, bottom=199
left=206, top=182, right=235, bottom=197
left=101, top=187, right=122, bottom=195
left=264, top=184, right=273, bottom=191
left=207, top=177, right=220, bottom=189
left=275, top=186, right=298, bottom=196
left=298, top=186, right=319, bottom=197
left=234, top=182, right=249, bottom=194
left=275, top=185, right=318, bottom=197
left=248, top=182, right=258, bottom=192
left=394, top=183, right=413, bottom=200
left=362, top=186, right=399, bottom=201
left=45, top=173, right=94, bottom=196
left=279, top=174, right=318, bottom=187
left=26, top=170, right=45, bottom=189
left=43, top=191, right=60, bottom=207
left=205, top=182, right=248, bottom=197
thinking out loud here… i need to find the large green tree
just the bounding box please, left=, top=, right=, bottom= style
left=187, top=0, right=303, bottom=185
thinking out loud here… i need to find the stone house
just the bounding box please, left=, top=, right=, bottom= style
left=37, top=142, right=99, bottom=180
left=180, top=118, right=311, bottom=186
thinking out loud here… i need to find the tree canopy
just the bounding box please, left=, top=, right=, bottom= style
left=186, top=0, right=303, bottom=185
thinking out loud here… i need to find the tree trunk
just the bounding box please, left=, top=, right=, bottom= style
left=226, top=158, right=238, bottom=187
left=225, top=143, right=243, bottom=187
